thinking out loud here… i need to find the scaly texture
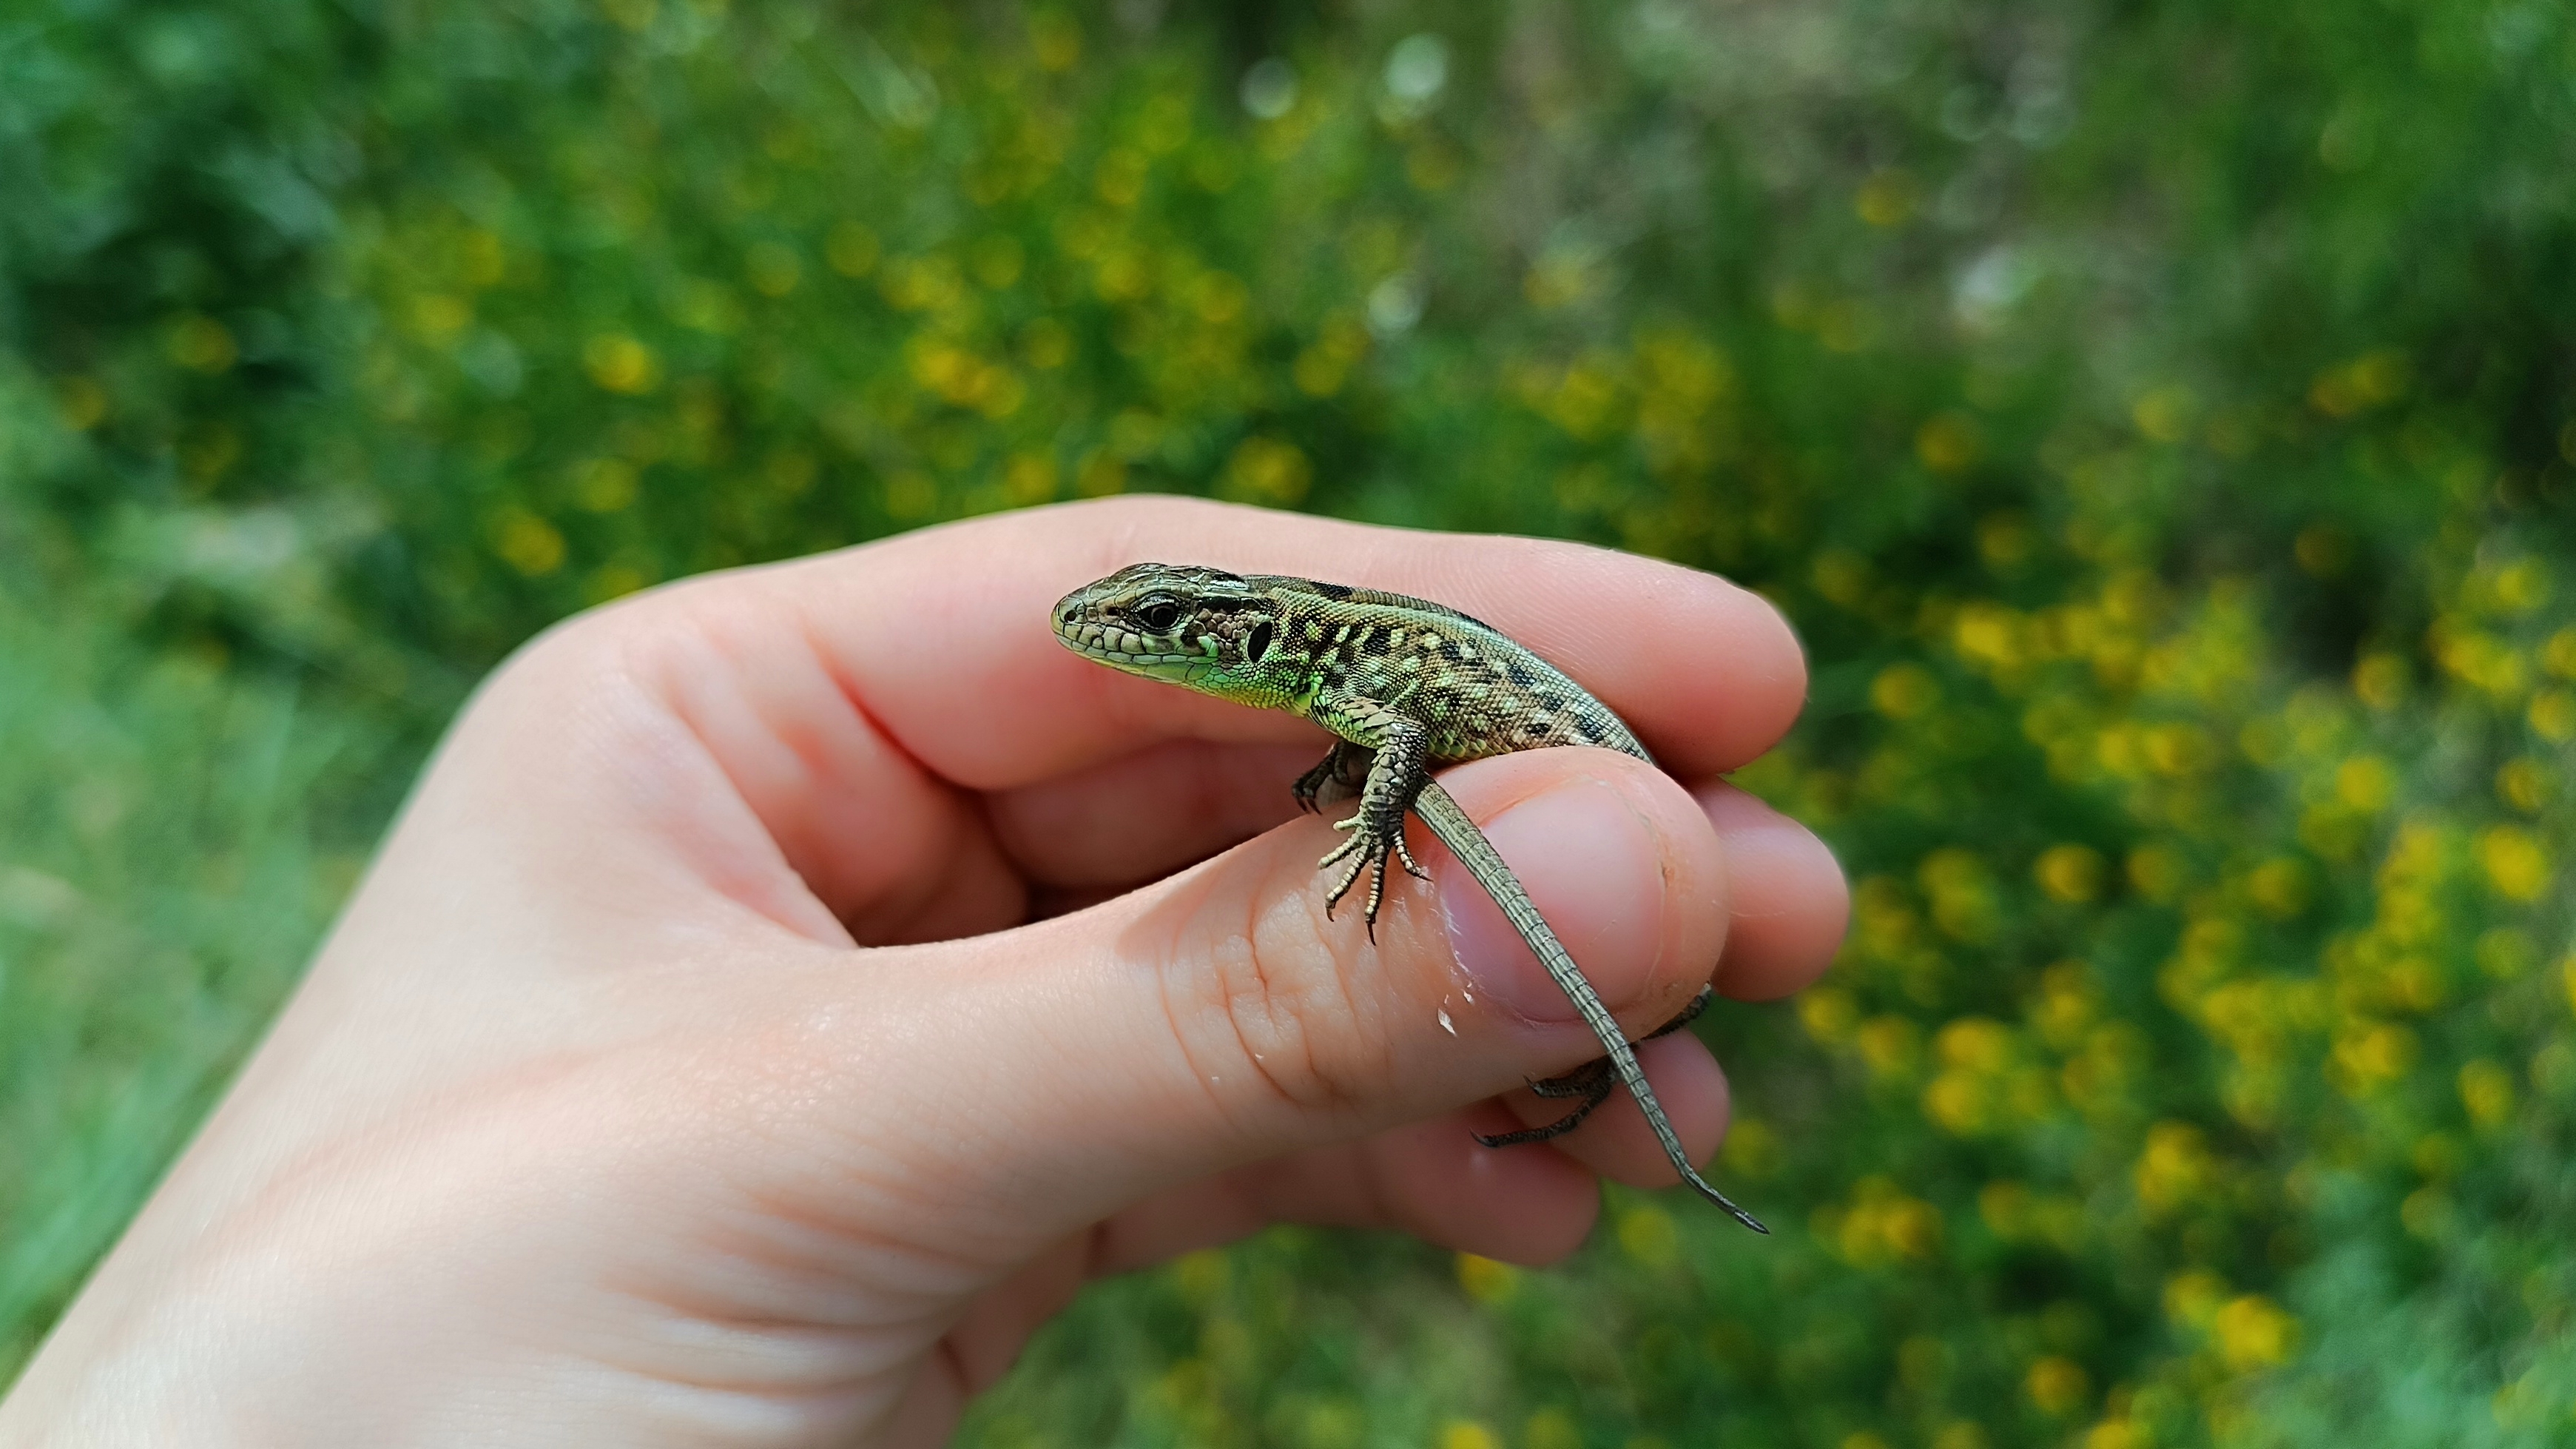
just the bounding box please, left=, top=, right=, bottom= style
left=1053, top=563, right=1765, bottom=1233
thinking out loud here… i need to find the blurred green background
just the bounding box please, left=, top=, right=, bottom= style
left=5, top=0, right=2574, bottom=1442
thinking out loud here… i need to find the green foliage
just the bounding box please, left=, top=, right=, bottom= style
left=7, top=0, right=2576, bottom=1442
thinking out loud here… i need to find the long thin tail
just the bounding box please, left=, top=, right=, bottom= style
left=1413, top=780, right=1768, bottom=1234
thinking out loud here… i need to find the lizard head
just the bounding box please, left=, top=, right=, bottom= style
left=1052, top=562, right=1284, bottom=693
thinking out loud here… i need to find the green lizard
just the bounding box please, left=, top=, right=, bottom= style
left=1053, top=562, right=1768, bottom=1234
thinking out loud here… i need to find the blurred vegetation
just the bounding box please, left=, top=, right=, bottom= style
left=6, top=0, right=2576, bottom=1443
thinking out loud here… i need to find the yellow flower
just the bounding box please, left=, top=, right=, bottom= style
left=1220, top=436, right=1311, bottom=505
left=2212, top=1294, right=2298, bottom=1370
left=2134, top=1121, right=2214, bottom=1212
left=2083, top=1420, right=2142, bottom=1449
left=1978, top=514, right=2035, bottom=570
left=1798, top=987, right=1858, bottom=1044
left=410, top=292, right=471, bottom=342
left=1545, top=356, right=1625, bottom=437
left=2497, top=758, right=2549, bottom=813
left=581, top=562, right=648, bottom=605
left=1855, top=1016, right=1920, bottom=1079
left=1920, top=847, right=1998, bottom=942
left=1616, top=1205, right=1679, bottom=1269
left=1924, top=1072, right=1989, bottom=1135
left=583, top=333, right=660, bottom=394
left=2032, top=963, right=2100, bottom=1052
left=2336, top=754, right=2395, bottom=810
left=2126, top=844, right=2186, bottom=901
left=1437, top=1422, right=1500, bottom=1449
left=492, top=508, right=565, bottom=577
left=1869, top=662, right=1939, bottom=719
left=1829, top=1177, right=1943, bottom=1265
left=2248, top=857, right=2309, bottom=918
left=2458, top=1059, right=2515, bottom=1129
left=2477, top=826, right=2550, bottom=901
left=2026, top=1356, right=2090, bottom=1416
left=1453, top=1254, right=1517, bottom=1305
left=2352, top=652, right=2407, bottom=708
left=2490, top=559, right=2552, bottom=613
left=2332, top=1021, right=2418, bottom=1089
left=1002, top=451, right=1058, bottom=505
left=2529, top=689, right=2575, bottom=740
left=1168, top=1248, right=1226, bottom=1301
left=1979, top=1181, right=2031, bottom=1239
left=2035, top=844, right=2105, bottom=903
left=2163, top=1268, right=2226, bottom=1327
left=1522, top=1409, right=1581, bottom=1449
left=1722, top=1117, right=1781, bottom=1177
left=2131, top=383, right=2195, bottom=443
left=1937, top=1018, right=2014, bottom=1072
left=573, top=457, right=639, bottom=512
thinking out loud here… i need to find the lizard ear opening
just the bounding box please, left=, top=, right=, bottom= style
left=1245, top=620, right=1274, bottom=663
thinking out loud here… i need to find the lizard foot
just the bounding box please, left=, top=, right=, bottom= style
left=1472, top=985, right=1716, bottom=1148
left=1316, top=810, right=1430, bottom=938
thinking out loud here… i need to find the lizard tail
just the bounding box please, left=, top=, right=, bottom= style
left=1412, top=781, right=1768, bottom=1234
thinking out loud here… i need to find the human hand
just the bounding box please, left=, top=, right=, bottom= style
left=0, top=498, right=1847, bottom=1447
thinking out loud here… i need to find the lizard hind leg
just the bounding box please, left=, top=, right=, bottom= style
left=1470, top=986, right=1717, bottom=1148
left=1474, top=1058, right=1616, bottom=1146
left=1291, top=741, right=1373, bottom=814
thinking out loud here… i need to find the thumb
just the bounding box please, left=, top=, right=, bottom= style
left=883, top=747, right=1733, bottom=1237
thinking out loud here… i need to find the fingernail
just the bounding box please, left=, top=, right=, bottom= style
left=1440, top=779, right=1665, bottom=1025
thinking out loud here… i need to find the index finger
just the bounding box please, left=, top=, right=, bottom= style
left=761, top=495, right=1807, bottom=790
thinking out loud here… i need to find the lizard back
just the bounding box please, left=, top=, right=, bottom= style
left=1242, top=574, right=1649, bottom=766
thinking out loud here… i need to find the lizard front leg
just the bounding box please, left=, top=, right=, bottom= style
left=1309, top=710, right=1432, bottom=937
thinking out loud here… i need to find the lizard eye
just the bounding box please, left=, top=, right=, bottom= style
left=1133, top=598, right=1183, bottom=633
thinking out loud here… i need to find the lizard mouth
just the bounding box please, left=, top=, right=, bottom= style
left=1050, top=615, right=1204, bottom=679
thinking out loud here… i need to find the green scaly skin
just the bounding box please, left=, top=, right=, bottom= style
left=1053, top=562, right=1767, bottom=1234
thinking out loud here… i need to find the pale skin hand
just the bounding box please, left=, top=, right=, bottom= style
left=0, top=498, right=1849, bottom=1447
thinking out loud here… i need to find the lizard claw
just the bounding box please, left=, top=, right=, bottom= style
left=1318, top=809, right=1417, bottom=937
left=1392, top=831, right=1430, bottom=881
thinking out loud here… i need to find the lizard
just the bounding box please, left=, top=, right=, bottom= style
left=1052, top=562, right=1768, bottom=1234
